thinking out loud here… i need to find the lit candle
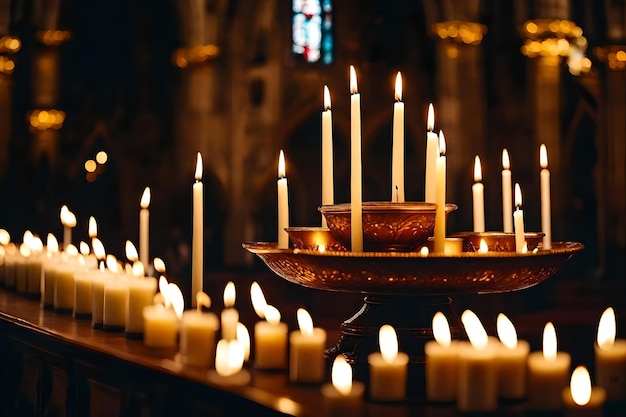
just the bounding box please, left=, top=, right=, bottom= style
left=179, top=292, right=219, bottom=367
left=192, top=152, right=203, bottom=307
left=502, top=149, right=513, bottom=233
left=434, top=131, right=447, bottom=253
left=139, top=186, right=150, bottom=269
left=90, top=238, right=112, bottom=327
left=562, top=366, right=606, bottom=417
left=349, top=65, right=363, bottom=252
left=495, top=313, right=530, bottom=399
left=321, top=85, right=334, bottom=228
left=457, top=310, right=498, bottom=413
left=60, top=205, right=76, bottom=250
left=289, top=308, right=327, bottom=383
left=513, top=183, right=526, bottom=253
left=237, top=322, right=251, bottom=363
left=425, top=312, right=458, bottom=402
left=391, top=72, right=404, bottom=203
left=221, top=281, right=238, bottom=340
left=251, top=282, right=288, bottom=370
left=277, top=150, right=289, bottom=249
left=125, top=275, right=157, bottom=337
left=472, top=155, right=485, bottom=233
left=73, top=270, right=92, bottom=319
left=41, top=234, right=59, bottom=308
left=54, top=245, right=80, bottom=313
left=368, top=324, right=409, bottom=402
left=540, top=144, right=552, bottom=250
left=207, top=339, right=251, bottom=386
left=25, top=235, right=43, bottom=296
left=16, top=241, right=30, bottom=293
left=143, top=276, right=184, bottom=349
left=103, top=278, right=129, bottom=330
left=321, top=355, right=365, bottom=417
left=425, top=103, right=438, bottom=203
left=594, top=307, right=626, bottom=400
left=527, top=322, right=572, bottom=410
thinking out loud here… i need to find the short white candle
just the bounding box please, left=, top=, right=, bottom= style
left=103, top=279, right=129, bottom=330
left=139, top=187, right=150, bottom=269
left=73, top=271, right=93, bottom=318
left=54, top=254, right=79, bottom=312
left=425, top=103, right=438, bottom=203
left=434, top=131, right=447, bottom=253
left=289, top=308, right=327, bottom=383
left=496, top=313, right=530, bottom=399
left=207, top=339, right=251, bottom=386
left=513, top=183, right=526, bottom=253
left=254, top=305, right=288, bottom=370
left=321, top=85, right=334, bottom=228
left=472, top=155, right=485, bottom=233
left=321, top=355, right=365, bottom=417
left=349, top=65, right=363, bottom=252
left=25, top=236, right=43, bottom=296
left=425, top=312, right=458, bottom=402
left=540, top=144, right=552, bottom=250
left=143, top=304, right=179, bottom=349
left=368, top=324, right=409, bottom=402
left=179, top=292, right=219, bottom=367
left=192, top=153, right=203, bottom=307
left=277, top=150, right=289, bottom=249
left=594, top=307, right=626, bottom=400
left=527, top=322, right=572, bottom=410
left=501, top=149, right=513, bottom=233
left=125, top=276, right=157, bottom=336
left=16, top=243, right=29, bottom=293
left=221, top=281, right=238, bottom=341
left=562, top=366, right=606, bottom=417
left=391, top=72, right=405, bottom=203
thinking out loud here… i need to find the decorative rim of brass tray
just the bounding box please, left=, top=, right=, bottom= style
left=243, top=241, right=584, bottom=295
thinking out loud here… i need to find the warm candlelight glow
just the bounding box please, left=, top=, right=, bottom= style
left=65, top=244, right=78, bottom=256
left=30, top=236, right=43, bottom=252
left=106, top=254, right=118, bottom=272
left=540, top=144, right=548, bottom=169
left=158, top=276, right=168, bottom=302
left=331, top=355, right=352, bottom=396
left=433, top=311, right=451, bottom=348
left=60, top=205, right=77, bottom=227
left=394, top=72, right=402, bottom=101
left=236, top=322, right=251, bottom=361
left=597, top=307, right=615, bottom=350
left=0, top=229, right=10, bottom=245
left=543, top=322, right=557, bottom=361
left=474, top=155, right=482, bottom=182
left=224, top=281, right=236, bottom=308
left=196, top=291, right=211, bottom=310
left=19, top=243, right=30, bottom=257
left=215, top=339, right=245, bottom=377
left=420, top=246, right=429, bottom=257
left=515, top=183, right=523, bottom=208
left=497, top=313, right=518, bottom=349
left=297, top=308, right=314, bottom=337
left=379, top=324, right=399, bottom=363
left=349, top=65, right=358, bottom=94
left=570, top=366, right=592, bottom=406
left=168, top=283, right=185, bottom=319
left=427, top=103, right=435, bottom=131
left=79, top=241, right=90, bottom=255
left=438, top=130, right=446, bottom=156
left=125, top=240, right=138, bottom=262
left=92, top=238, right=105, bottom=260
left=154, top=257, right=166, bottom=273
left=88, top=216, right=97, bottom=238
left=502, top=149, right=510, bottom=170
left=47, top=233, right=58, bottom=253
left=478, top=239, right=489, bottom=253
left=278, top=150, right=286, bottom=179
left=138, top=188, right=150, bottom=211
left=23, top=230, right=33, bottom=245
left=461, top=310, right=488, bottom=351
left=250, top=281, right=267, bottom=318
left=195, top=152, right=203, bottom=181
left=264, top=305, right=281, bottom=325
left=323, top=85, right=331, bottom=111
left=132, top=261, right=144, bottom=277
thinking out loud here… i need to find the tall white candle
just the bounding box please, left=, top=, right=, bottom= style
left=391, top=72, right=404, bottom=203
left=502, top=149, right=513, bottom=233
left=472, top=155, right=485, bottom=232
left=425, top=103, right=438, bottom=203
left=139, top=187, right=150, bottom=269
left=513, top=183, right=526, bottom=253
left=349, top=65, right=363, bottom=252
left=540, top=144, right=552, bottom=250
left=277, top=150, right=289, bottom=249
left=321, top=85, right=334, bottom=228
left=434, top=131, right=447, bottom=253
left=192, top=153, right=203, bottom=307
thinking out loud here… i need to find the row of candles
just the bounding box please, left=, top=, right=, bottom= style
left=279, top=66, right=553, bottom=253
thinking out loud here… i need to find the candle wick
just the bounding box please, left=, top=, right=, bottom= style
left=395, top=185, right=399, bottom=202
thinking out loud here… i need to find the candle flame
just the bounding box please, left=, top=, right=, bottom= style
left=154, top=257, right=166, bottom=273
left=46, top=233, right=58, bottom=254
left=132, top=261, right=144, bottom=277
left=92, top=238, right=105, bottom=260
left=570, top=366, right=592, bottom=406
left=433, top=312, right=451, bottom=348
left=597, top=307, right=615, bottom=350
left=502, top=149, right=510, bottom=170
left=438, top=130, right=446, bottom=156
left=297, top=308, right=314, bottom=336
left=215, top=339, right=245, bottom=377
left=224, top=281, right=236, bottom=308
left=106, top=254, right=118, bottom=273
left=250, top=281, right=267, bottom=318
left=65, top=244, right=78, bottom=256
left=543, top=322, right=557, bottom=361
left=88, top=216, right=97, bottom=238
left=461, top=309, right=488, bottom=351
left=167, top=282, right=185, bottom=319
left=278, top=150, right=286, bottom=179
left=540, top=144, right=548, bottom=169
left=349, top=65, right=358, bottom=94
left=331, top=355, right=352, bottom=396
left=60, top=205, right=77, bottom=228
left=497, top=313, right=518, bottom=349
left=140, top=187, right=151, bottom=209
left=0, top=229, right=10, bottom=245
left=394, top=72, right=402, bottom=101
left=427, top=103, right=435, bottom=131
left=236, top=322, right=251, bottom=361
left=30, top=236, right=43, bottom=253
left=124, top=263, right=133, bottom=275
left=478, top=239, right=489, bottom=253
left=158, top=275, right=169, bottom=304
left=125, top=240, right=139, bottom=262
left=20, top=243, right=31, bottom=257
left=196, top=291, right=211, bottom=310
left=379, top=324, right=399, bottom=363
left=323, top=85, right=331, bottom=111
left=420, top=246, right=429, bottom=257
left=23, top=230, right=33, bottom=245
left=474, top=155, right=482, bottom=182
left=515, top=183, right=523, bottom=208
left=264, top=305, right=281, bottom=325
left=195, top=152, right=203, bottom=181
left=317, top=244, right=326, bottom=253
left=79, top=241, right=90, bottom=255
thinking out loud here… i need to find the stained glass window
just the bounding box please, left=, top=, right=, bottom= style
left=292, top=0, right=333, bottom=64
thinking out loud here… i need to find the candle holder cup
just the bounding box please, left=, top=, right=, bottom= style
left=285, top=227, right=346, bottom=251
left=452, top=231, right=545, bottom=252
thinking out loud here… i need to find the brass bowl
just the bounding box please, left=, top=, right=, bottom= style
left=285, top=227, right=346, bottom=251
left=452, top=231, right=545, bottom=252
left=318, top=202, right=457, bottom=252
